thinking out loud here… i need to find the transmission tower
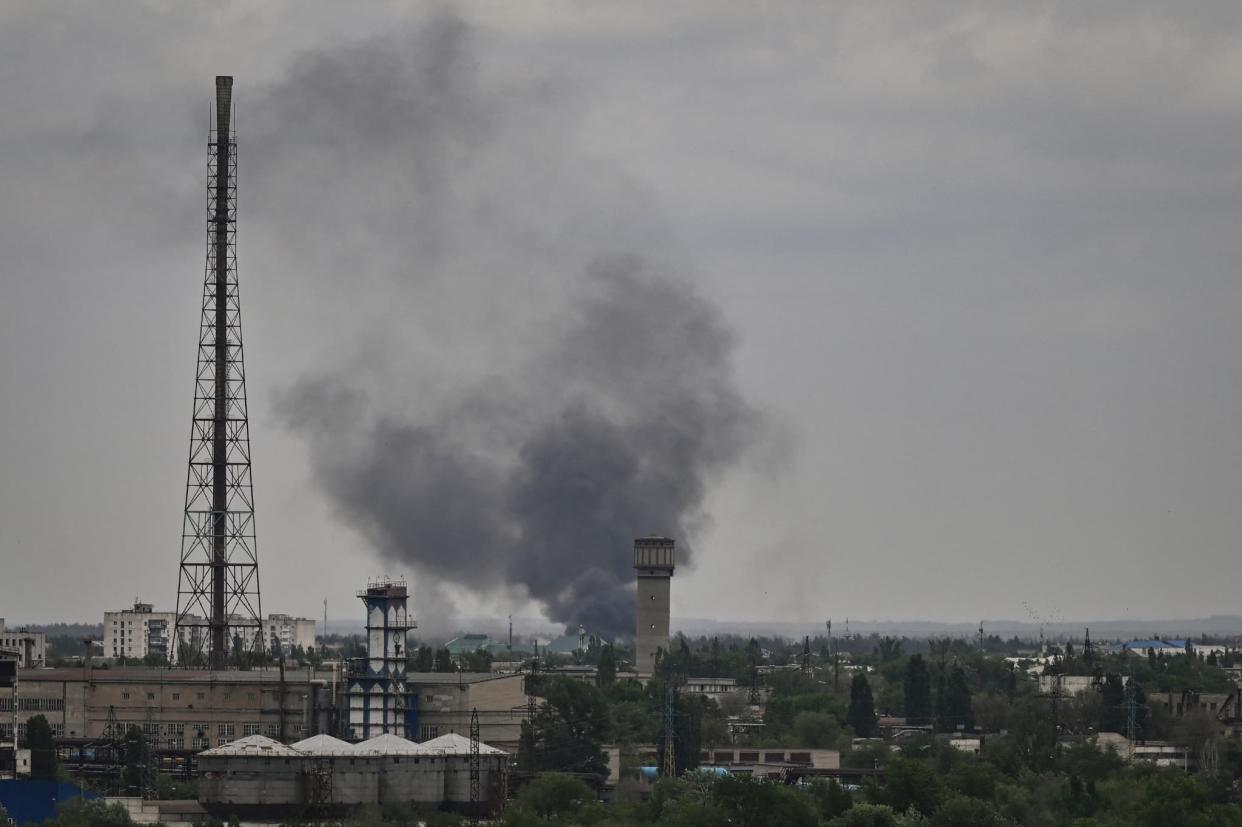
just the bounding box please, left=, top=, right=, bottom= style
left=469, top=708, right=481, bottom=822
left=1124, top=680, right=1140, bottom=758
left=142, top=706, right=159, bottom=800
left=748, top=658, right=762, bottom=706
left=801, top=635, right=811, bottom=674
left=661, top=684, right=677, bottom=778
left=175, top=76, right=263, bottom=669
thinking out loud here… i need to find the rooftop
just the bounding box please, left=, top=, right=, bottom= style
left=350, top=733, right=427, bottom=755
left=200, top=735, right=303, bottom=758
left=419, top=732, right=506, bottom=755
left=291, top=734, right=353, bottom=755
left=19, top=667, right=335, bottom=684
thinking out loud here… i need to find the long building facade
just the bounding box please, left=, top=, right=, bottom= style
left=0, top=668, right=335, bottom=747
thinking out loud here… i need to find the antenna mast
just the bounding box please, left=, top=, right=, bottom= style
left=175, top=76, right=263, bottom=669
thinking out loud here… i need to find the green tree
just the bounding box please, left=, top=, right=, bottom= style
left=39, top=799, right=138, bottom=826
left=598, top=644, right=617, bottom=686
left=504, top=772, right=599, bottom=822
left=433, top=647, right=454, bottom=672
left=930, top=794, right=1010, bottom=827
left=22, top=714, right=57, bottom=778
left=829, top=803, right=899, bottom=827
left=869, top=755, right=942, bottom=816
left=793, top=710, right=841, bottom=748
left=905, top=655, right=932, bottom=726
left=706, top=774, right=819, bottom=827
left=806, top=779, right=854, bottom=821
left=411, top=644, right=434, bottom=672
left=848, top=673, right=879, bottom=737
left=877, top=637, right=904, bottom=663
left=943, top=664, right=973, bottom=731
left=522, top=676, right=609, bottom=777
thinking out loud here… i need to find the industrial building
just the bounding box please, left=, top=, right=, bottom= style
left=346, top=578, right=416, bottom=740
left=634, top=536, right=675, bottom=674
left=406, top=672, right=528, bottom=749
left=197, top=731, right=508, bottom=818
left=0, top=667, right=336, bottom=747
left=0, top=620, right=45, bottom=669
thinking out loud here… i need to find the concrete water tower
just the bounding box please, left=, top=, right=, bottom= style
left=633, top=536, right=675, bottom=675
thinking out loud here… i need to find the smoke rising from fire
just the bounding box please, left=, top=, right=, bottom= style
left=261, top=12, right=766, bottom=637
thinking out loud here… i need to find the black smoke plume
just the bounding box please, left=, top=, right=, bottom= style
left=263, top=13, right=765, bottom=638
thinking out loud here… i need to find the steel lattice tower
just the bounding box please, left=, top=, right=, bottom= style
left=174, top=76, right=263, bottom=670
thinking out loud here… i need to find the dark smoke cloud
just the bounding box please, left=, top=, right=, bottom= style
left=266, top=12, right=765, bottom=638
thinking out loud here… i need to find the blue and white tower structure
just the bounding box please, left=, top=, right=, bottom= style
left=346, top=577, right=417, bottom=740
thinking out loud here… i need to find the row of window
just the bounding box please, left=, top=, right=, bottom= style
left=0, top=723, right=64, bottom=738
left=117, top=690, right=260, bottom=702
left=18, top=698, right=65, bottom=711
left=0, top=718, right=303, bottom=747
left=0, top=698, right=65, bottom=712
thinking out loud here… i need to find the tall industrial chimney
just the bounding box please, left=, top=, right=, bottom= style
left=633, top=536, right=675, bottom=675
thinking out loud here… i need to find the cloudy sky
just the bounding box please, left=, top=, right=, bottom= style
left=3, top=2, right=1242, bottom=632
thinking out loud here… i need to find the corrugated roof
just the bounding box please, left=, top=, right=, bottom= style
left=200, top=735, right=303, bottom=757
left=350, top=733, right=429, bottom=755
left=291, top=734, right=353, bottom=755
left=418, top=732, right=506, bottom=755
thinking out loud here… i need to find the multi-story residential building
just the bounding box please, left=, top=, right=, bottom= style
left=103, top=602, right=178, bottom=663
left=264, top=614, right=317, bottom=654
left=0, top=619, right=46, bottom=668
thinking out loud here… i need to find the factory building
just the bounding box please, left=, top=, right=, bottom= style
left=406, top=672, right=528, bottom=750
left=197, top=731, right=507, bottom=818
left=0, top=667, right=336, bottom=746
left=347, top=578, right=416, bottom=740
left=0, top=620, right=46, bottom=669
left=634, top=536, right=675, bottom=674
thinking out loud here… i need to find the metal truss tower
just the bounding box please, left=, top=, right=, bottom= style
left=175, top=76, right=263, bottom=669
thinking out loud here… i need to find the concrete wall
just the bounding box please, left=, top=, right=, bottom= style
left=635, top=574, right=671, bottom=674
left=408, top=674, right=528, bottom=750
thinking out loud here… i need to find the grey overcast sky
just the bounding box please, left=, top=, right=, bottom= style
left=2, top=2, right=1242, bottom=631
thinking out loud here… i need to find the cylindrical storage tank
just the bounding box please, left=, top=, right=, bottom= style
left=199, top=755, right=305, bottom=808
left=378, top=754, right=445, bottom=806
left=442, top=755, right=474, bottom=804
left=328, top=755, right=382, bottom=805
